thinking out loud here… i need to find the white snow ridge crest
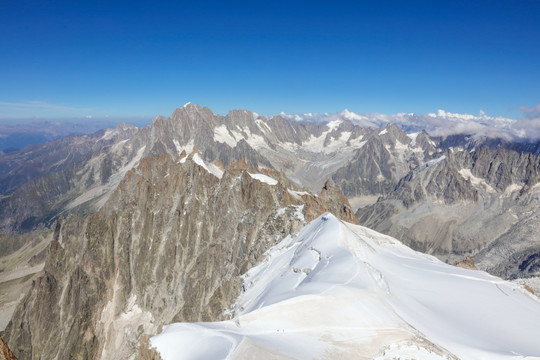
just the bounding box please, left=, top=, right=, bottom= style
left=151, top=213, right=540, bottom=360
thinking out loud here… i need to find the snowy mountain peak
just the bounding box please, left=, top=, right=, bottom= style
left=151, top=213, right=540, bottom=360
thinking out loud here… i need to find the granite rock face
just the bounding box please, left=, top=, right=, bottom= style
left=4, top=104, right=540, bottom=237
left=4, top=151, right=356, bottom=360
left=357, top=146, right=540, bottom=280
left=0, top=104, right=433, bottom=234
left=0, top=105, right=273, bottom=233
left=0, top=228, right=53, bottom=333
left=332, top=125, right=441, bottom=206
left=0, top=336, right=17, bottom=360
left=3, top=103, right=540, bottom=358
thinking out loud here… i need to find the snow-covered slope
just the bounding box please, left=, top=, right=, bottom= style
left=150, top=213, right=540, bottom=360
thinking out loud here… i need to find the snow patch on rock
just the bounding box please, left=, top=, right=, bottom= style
left=248, top=172, right=278, bottom=185
left=192, top=153, right=224, bottom=179
left=407, top=132, right=420, bottom=146
left=213, top=124, right=238, bottom=147
left=458, top=169, right=497, bottom=193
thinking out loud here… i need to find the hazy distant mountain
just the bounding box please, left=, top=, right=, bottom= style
left=0, top=118, right=151, bottom=153
left=0, top=123, right=140, bottom=232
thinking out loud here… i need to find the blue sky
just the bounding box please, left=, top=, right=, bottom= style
left=1, top=0, right=539, bottom=121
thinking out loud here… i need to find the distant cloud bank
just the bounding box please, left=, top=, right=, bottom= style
left=279, top=105, right=540, bottom=141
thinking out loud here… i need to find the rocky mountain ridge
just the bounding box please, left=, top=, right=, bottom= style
left=3, top=149, right=357, bottom=359
left=0, top=103, right=439, bottom=234
left=357, top=146, right=540, bottom=282
left=2, top=103, right=540, bottom=358
left=2, top=104, right=539, bottom=279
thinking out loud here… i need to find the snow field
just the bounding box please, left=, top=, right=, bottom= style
left=151, top=213, right=540, bottom=359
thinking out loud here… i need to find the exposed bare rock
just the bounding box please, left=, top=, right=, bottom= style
left=332, top=124, right=442, bottom=200
left=0, top=336, right=17, bottom=360
left=357, top=146, right=540, bottom=279
left=0, top=123, right=142, bottom=233
left=0, top=105, right=272, bottom=233
left=138, top=335, right=162, bottom=360
left=456, top=256, right=477, bottom=270
left=0, top=104, right=436, bottom=234
left=0, top=123, right=139, bottom=194
left=3, top=151, right=356, bottom=360
left=318, top=179, right=359, bottom=224
left=265, top=115, right=326, bottom=145
left=4, top=103, right=540, bottom=358
left=0, top=229, right=53, bottom=332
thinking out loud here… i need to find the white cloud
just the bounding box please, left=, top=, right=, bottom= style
left=417, top=110, right=517, bottom=140
left=279, top=111, right=318, bottom=123
left=277, top=105, right=540, bottom=141
left=340, top=109, right=362, bottom=121
left=513, top=105, right=540, bottom=139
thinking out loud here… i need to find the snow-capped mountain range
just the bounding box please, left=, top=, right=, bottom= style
left=1, top=103, right=538, bottom=283
left=1, top=103, right=540, bottom=359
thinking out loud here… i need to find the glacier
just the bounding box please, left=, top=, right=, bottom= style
left=151, top=213, right=540, bottom=359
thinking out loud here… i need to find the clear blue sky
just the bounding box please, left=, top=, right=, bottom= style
left=1, top=0, right=539, bottom=120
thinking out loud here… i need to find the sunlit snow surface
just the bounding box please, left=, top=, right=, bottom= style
left=247, top=172, right=278, bottom=186
left=192, top=153, right=224, bottom=179
left=151, top=214, right=540, bottom=360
